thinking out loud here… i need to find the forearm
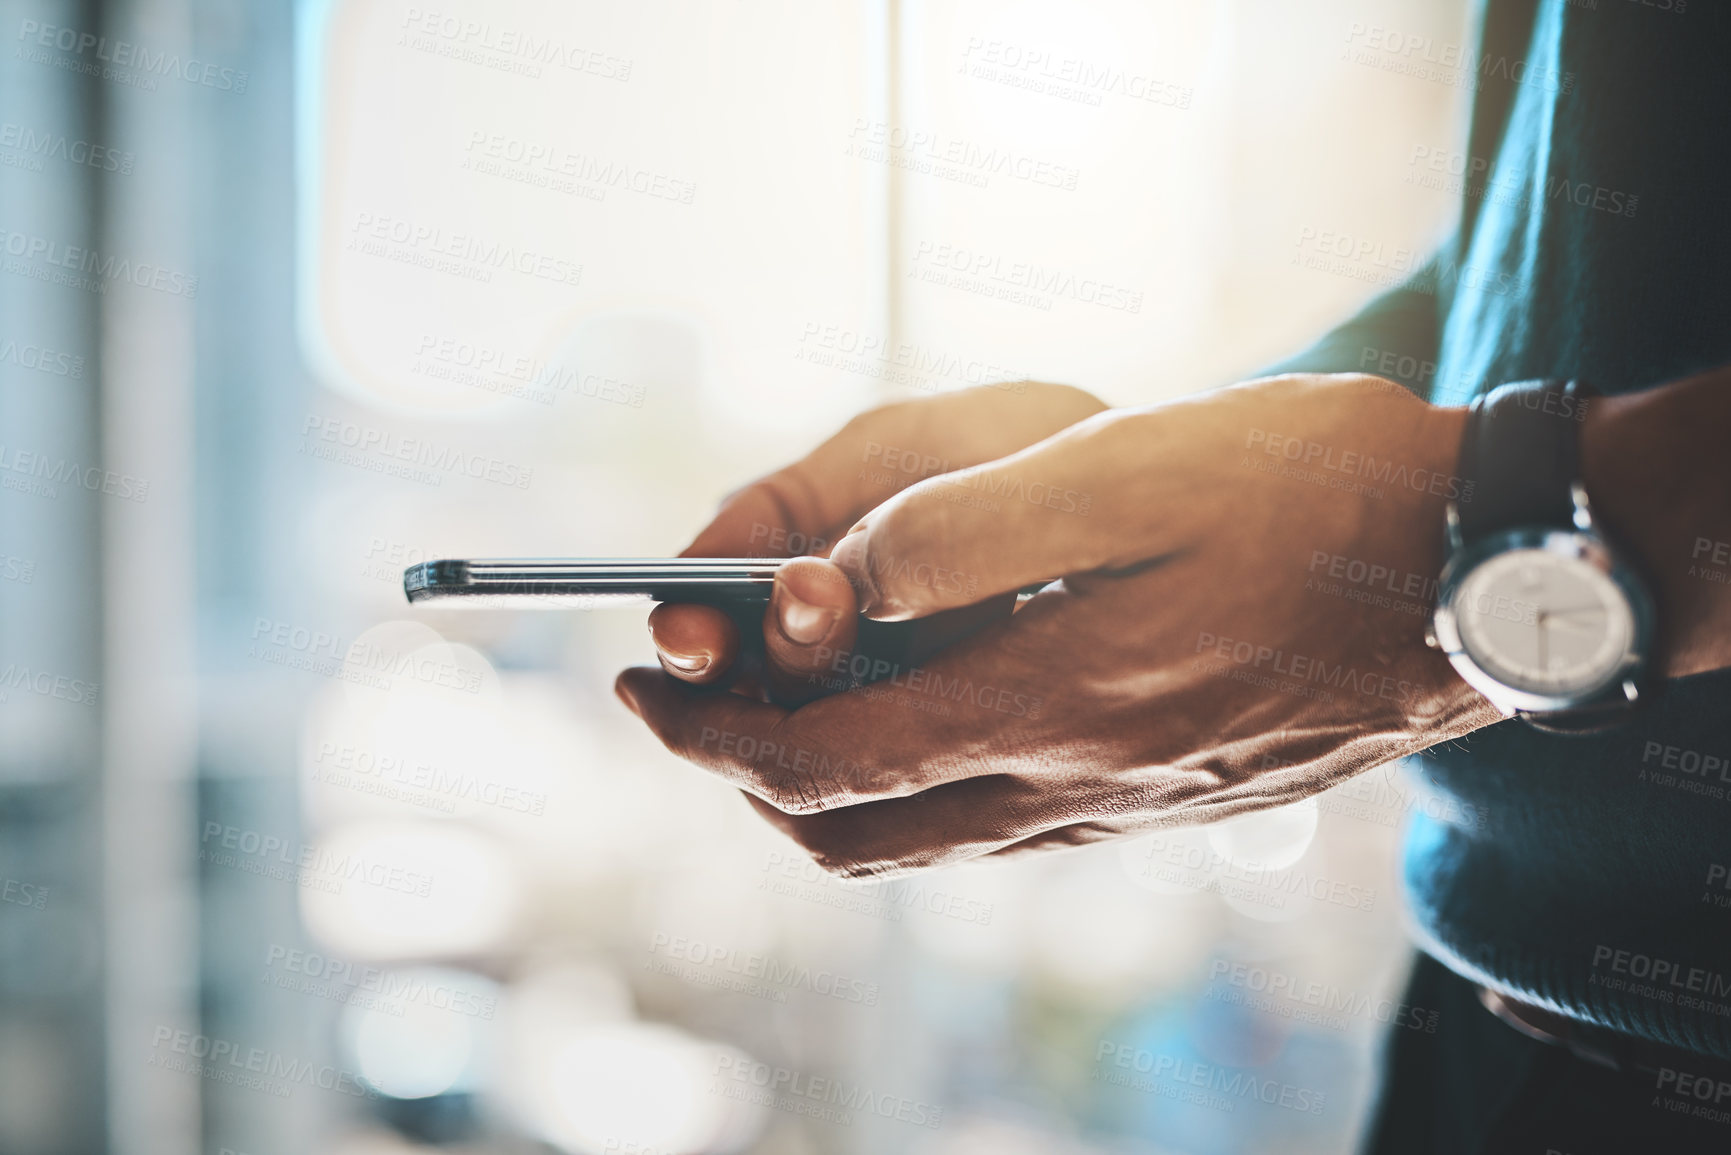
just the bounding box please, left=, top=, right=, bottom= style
left=1583, top=367, right=1731, bottom=679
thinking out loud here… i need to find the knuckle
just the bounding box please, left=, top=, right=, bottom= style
left=1093, top=406, right=1160, bottom=448
left=830, top=858, right=889, bottom=881
left=775, top=808, right=897, bottom=880
left=739, top=720, right=874, bottom=816
left=798, top=835, right=880, bottom=880
left=760, top=774, right=838, bottom=816
left=1042, top=381, right=1109, bottom=417
left=809, top=850, right=865, bottom=879
left=838, top=401, right=915, bottom=450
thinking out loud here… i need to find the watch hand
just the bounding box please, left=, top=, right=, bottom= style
left=1537, top=610, right=1548, bottom=671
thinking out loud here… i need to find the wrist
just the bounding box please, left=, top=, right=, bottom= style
left=1380, top=399, right=1504, bottom=733
left=1583, top=375, right=1731, bottom=679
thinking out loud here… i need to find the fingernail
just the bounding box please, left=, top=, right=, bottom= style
left=775, top=587, right=836, bottom=646
left=659, top=651, right=711, bottom=676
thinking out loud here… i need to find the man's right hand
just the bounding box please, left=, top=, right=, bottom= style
left=647, top=383, right=1107, bottom=689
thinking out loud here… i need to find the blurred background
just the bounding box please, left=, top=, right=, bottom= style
left=0, top=0, right=1473, bottom=1151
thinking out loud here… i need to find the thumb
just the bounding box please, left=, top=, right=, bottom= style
left=829, top=419, right=1123, bottom=620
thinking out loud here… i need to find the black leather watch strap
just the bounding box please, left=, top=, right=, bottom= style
left=1456, top=379, right=1592, bottom=543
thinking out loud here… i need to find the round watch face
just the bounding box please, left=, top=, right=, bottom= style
left=1451, top=547, right=1635, bottom=697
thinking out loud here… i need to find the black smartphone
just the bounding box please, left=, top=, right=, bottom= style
left=402, top=556, right=1025, bottom=700
left=403, top=557, right=789, bottom=608
left=404, top=556, right=939, bottom=699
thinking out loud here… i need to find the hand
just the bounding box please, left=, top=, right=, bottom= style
left=617, top=374, right=1503, bottom=877
left=642, top=383, right=1108, bottom=692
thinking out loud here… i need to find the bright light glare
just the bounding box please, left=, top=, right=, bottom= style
left=517, top=1022, right=760, bottom=1155
left=1206, top=798, right=1319, bottom=873
left=340, top=620, right=503, bottom=716
left=343, top=966, right=498, bottom=1099
left=1118, top=827, right=1212, bottom=896
left=300, top=820, right=522, bottom=959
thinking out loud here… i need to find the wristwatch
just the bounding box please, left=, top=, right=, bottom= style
left=1426, top=378, right=1654, bottom=730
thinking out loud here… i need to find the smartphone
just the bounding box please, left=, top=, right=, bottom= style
left=403, top=557, right=789, bottom=607
left=403, top=556, right=917, bottom=698
left=404, top=555, right=1035, bottom=699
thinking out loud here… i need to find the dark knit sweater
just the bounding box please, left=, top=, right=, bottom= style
left=1268, top=0, right=1731, bottom=1058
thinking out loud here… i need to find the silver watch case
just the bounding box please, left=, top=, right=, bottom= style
left=1426, top=487, right=1655, bottom=717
